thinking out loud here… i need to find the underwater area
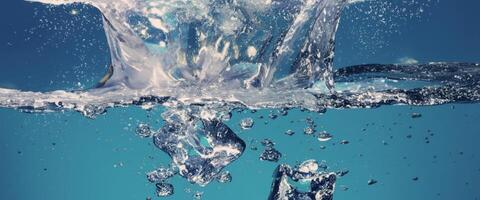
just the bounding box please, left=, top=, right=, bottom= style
left=1, top=0, right=480, bottom=199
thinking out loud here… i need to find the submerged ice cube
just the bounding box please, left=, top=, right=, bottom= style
left=268, top=161, right=336, bottom=200
left=339, top=139, right=350, bottom=145
left=153, top=111, right=245, bottom=186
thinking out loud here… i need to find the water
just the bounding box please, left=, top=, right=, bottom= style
left=1, top=0, right=480, bottom=199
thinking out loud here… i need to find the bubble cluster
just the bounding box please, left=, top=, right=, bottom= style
left=340, top=0, right=437, bottom=56
left=240, top=118, right=254, bottom=130
left=28, top=3, right=109, bottom=89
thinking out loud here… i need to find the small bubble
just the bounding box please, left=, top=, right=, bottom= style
left=279, top=108, right=288, bottom=116
left=304, top=127, right=315, bottom=135
left=261, top=139, right=275, bottom=148
left=336, top=170, right=349, bottom=177
left=268, top=112, right=278, bottom=120
left=411, top=113, right=422, bottom=118
left=305, top=117, right=315, bottom=126
left=284, top=129, right=295, bottom=136
left=136, top=123, right=154, bottom=138
left=317, top=131, right=333, bottom=141
left=240, top=118, right=254, bottom=130
left=70, top=9, right=79, bottom=16
left=339, top=140, right=350, bottom=145
left=260, top=148, right=282, bottom=162
left=193, top=191, right=203, bottom=200
left=156, top=183, right=174, bottom=197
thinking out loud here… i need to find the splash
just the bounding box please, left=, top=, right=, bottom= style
left=22, top=0, right=344, bottom=101
left=7, top=0, right=479, bottom=111
left=2, top=0, right=480, bottom=198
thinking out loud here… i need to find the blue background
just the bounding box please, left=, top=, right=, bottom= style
left=0, top=0, right=479, bottom=199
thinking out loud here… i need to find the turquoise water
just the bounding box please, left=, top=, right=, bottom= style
left=1, top=0, right=480, bottom=199
left=2, top=105, right=480, bottom=199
